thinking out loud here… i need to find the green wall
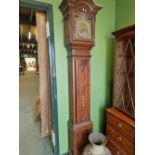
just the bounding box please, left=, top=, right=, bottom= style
left=91, top=0, right=115, bottom=134
left=115, top=0, right=135, bottom=29
left=33, top=0, right=134, bottom=154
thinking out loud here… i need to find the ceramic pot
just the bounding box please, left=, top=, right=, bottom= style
left=82, top=133, right=108, bottom=155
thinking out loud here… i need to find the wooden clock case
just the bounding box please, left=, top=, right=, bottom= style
left=59, top=0, right=102, bottom=154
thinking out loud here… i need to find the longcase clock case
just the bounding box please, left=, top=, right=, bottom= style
left=59, top=0, right=102, bottom=154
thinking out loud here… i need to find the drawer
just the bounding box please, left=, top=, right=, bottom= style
left=107, top=113, right=135, bottom=143
left=107, top=137, right=126, bottom=155
left=107, top=125, right=134, bottom=155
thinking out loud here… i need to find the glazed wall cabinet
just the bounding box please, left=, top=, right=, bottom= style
left=112, top=25, right=135, bottom=118
left=106, top=25, right=135, bottom=155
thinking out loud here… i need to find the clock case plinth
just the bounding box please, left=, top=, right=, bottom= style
left=59, top=0, right=102, bottom=154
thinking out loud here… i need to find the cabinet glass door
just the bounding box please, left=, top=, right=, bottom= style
left=113, top=37, right=135, bottom=117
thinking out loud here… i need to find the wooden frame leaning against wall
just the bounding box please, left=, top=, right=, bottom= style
left=19, top=0, right=59, bottom=155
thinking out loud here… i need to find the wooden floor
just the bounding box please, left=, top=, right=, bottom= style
left=19, top=71, right=53, bottom=155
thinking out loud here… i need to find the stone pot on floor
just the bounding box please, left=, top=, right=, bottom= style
left=82, top=132, right=110, bottom=155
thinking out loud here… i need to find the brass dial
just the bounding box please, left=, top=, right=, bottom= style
left=74, top=11, right=91, bottom=40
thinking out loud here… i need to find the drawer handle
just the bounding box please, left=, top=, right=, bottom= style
left=118, top=122, right=123, bottom=128
left=116, top=151, right=120, bottom=155
left=117, top=136, right=122, bottom=142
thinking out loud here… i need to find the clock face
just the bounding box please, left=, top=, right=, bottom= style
left=74, top=11, right=91, bottom=40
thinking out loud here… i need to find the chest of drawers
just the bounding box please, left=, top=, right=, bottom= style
left=106, top=108, right=135, bottom=155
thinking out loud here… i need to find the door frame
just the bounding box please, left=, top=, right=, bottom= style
left=19, top=0, right=59, bottom=154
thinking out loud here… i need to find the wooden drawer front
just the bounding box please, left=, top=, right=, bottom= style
left=107, top=137, right=126, bottom=155
left=107, top=125, right=134, bottom=155
left=107, top=113, right=134, bottom=143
